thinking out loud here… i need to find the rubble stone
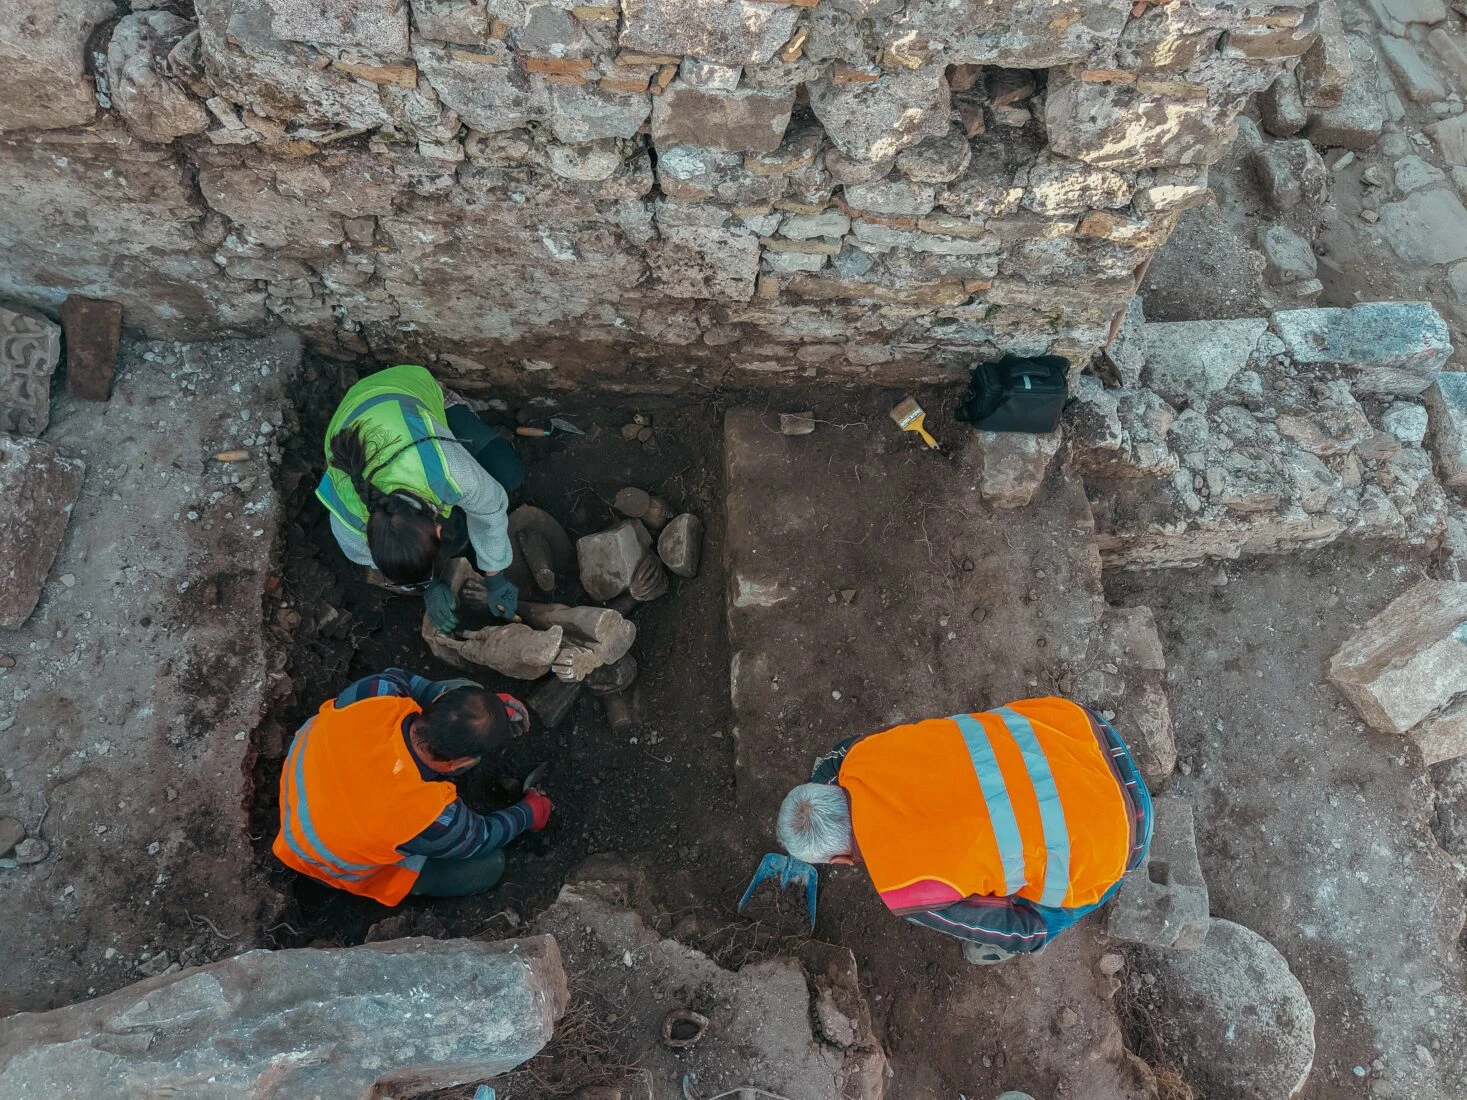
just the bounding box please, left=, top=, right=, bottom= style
left=1382, top=402, right=1429, bottom=445
left=894, top=127, right=972, bottom=184
left=1259, top=73, right=1308, bottom=137
left=1300, top=0, right=1352, bottom=108
left=578, top=519, right=654, bottom=600
left=0, top=434, right=85, bottom=629
left=1328, top=579, right=1467, bottom=735
left=620, top=0, right=800, bottom=66
left=809, top=66, right=950, bottom=162
left=1411, top=697, right=1467, bottom=764
left=1271, top=302, right=1452, bottom=395
left=0, top=937, right=568, bottom=1096
left=1140, top=318, right=1269, bottom=410
left=651, top=84, right=794, bottom=154
left=106, top=14, right=212, bottom=145
left=646, top=223, right=760, bottom=300
left=0, top=305, right=61, bottom=437
left=1141, top=920, right=1316, bottom=1100
left=0, top=818, right=23, bottom=858
left=1021, top=152, right=1135, bottom=216
left=0, top=0, right=116, bottom=131
left=843, top=179, right=936, bottom=216
left=1425, top=373, right=1467, bottom=488
left=60, top=297, right=123, bottom=403
left=1258, top=224, right=1318, bottom=285
left=1250, top=139, right=1328, bottom=211
left=657, top=512, right=704, bottom=578
left=1106, top=797, right=1210, bottom=950
left=978, top=429, right=1062, bottom=508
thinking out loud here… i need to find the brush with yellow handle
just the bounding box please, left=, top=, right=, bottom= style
left=889, top=396, right=941, bottom=451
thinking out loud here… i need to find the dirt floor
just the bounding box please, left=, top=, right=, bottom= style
left=1107, top=548, right=1467, bottom=1098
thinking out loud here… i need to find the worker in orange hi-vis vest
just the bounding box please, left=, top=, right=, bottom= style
left=274, top=668, right=551, bottom=906
left=776, top=697, right=1154, bottom=964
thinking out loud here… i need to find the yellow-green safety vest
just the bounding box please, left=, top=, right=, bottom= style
left=315, top=365, right=464, bottom=536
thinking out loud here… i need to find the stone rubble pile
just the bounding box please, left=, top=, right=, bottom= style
left=1, top=0, right=1322, bottom=382
left=1070, top=298, right=1454, bottom=569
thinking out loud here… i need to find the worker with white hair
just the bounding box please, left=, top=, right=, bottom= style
left=777, top=697, right=1153, bottom=964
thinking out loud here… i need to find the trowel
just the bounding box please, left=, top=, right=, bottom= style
left=738, top=852, right=818, bottom=929
left=521, top=761, right=551, bottom=794
left=515, top=417, right=585, bottom=438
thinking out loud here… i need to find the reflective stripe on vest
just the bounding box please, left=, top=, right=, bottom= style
left=994, top=706, right=1073, bottom=908
left=315, top=366, right=463, bottom=535
left=277, top=717, right=378, bottom=884
left=952, top=714, right=1027, bottom=896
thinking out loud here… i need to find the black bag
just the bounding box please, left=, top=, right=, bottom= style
left=954, top=353, right=1069, bottom=434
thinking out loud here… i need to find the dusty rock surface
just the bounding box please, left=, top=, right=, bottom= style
left=0, top=935, right=567, bottom=1096
left=0, top=333, right=296, bottom=1010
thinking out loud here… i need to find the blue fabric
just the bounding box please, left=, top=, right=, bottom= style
left=952, top=713, right=1027, bottom=896
left=409, top=848, right=506, bottom=897
left=444, top=404, right=524, bottom=492
left=994, top=706, right=1073, bottom=908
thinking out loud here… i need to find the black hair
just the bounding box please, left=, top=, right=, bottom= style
left=329, top=425, right=441, bottom=585
left=416, top=687, right=511, bottom=762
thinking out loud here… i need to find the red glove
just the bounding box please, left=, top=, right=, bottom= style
left=499, top=693, right=530, bottom=736
left=522, top=789, right=553, bottom=831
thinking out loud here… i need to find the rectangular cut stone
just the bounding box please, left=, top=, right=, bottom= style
left=1306, top=35, right=1384, bottom=149
left=1425, top=373, right=1467, bottom=489
left=410, top=0, right=491, bottom=46
left=652, top=84, right=795, bottom=153
left=0, top=433, right=85, bottom=629
left=1378, top=36, right=1446, bottom=103
left=1271, top=302, right=1452, bottom=394
left=1106, top=797, right=1210, bottom=949
left=265, top=0, right=411, bottom=56
left=1328, top=580, right=1467, bottom=735
left=60, top=297, right=123, bottom=403
left=0, top=938, right=568, bottom=1097
left=1427, top=112, right=1467, bottom=167
left=780, top=211, right=850, bottom=239
left=620, top=0, right=800, bottom=66
left=843, top=179, right=937, bottom=216
left=0, top=304, right=61, bottom=437
left=1300, top=0, right=1353, bottom=107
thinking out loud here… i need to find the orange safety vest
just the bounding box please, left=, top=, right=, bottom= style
left=838, top=697, right=1133, bottom=914
left=273, top=695, right=457, bottom=906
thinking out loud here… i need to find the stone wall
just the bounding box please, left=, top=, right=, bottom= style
left=0, top=0, right=1327, bottom=389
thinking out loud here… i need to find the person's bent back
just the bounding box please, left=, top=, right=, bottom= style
left=778, top=697, right=1152, bottom=963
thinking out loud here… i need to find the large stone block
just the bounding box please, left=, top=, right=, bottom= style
left=60, top=296, right=123, bottom=402
left=413, top=40, right=545, bottom=132
left=1139, top=318, right=1269, bottom=410
left=0, top=0, right=116, bottom=132
left=1250, top=138, right=1327, bottom=211
left=1137, top=920, right=1316, bottom=1100
left=1106, top=797, right=1210, bottom=950
left=1305, top=35, right=1383, bottom=150
left=978, top=428, right=1063, bottom=508
left=545, top=79, right=651, bottom=142
left=809, top=65, right=950, bottom=162
left=890, top=0, right=1129, bottom=68
left=0, top=304, right=61, bottom=437
left=651, top=83, right=794, bottom=154
left=106, top=13, right=211, bottom=145
left=0, top=937, right=568, bottom=1096
left=263, top=0, right=410, bottom=56
left=645, top=224, right=760, bottom=301
left=1271, top=302, right=1452, bottom=395
left=1425, top=373, right=1467, bottom=489
left=1299, top=0, right=1352, bottom=107
left=0, top=433, right=85, bottom=629
left=620, top=0, right=800, bottom=66
left=578, top=519, right=654, bottom=600
left=1328, top=580, right=1467, bottom=736
left=1045, top=68, right=1247, bottom=170
left=1020, top=151, right=1135, bottom=215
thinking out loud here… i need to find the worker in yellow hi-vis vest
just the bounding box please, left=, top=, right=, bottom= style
left=316, top=365, right=523, bottom=631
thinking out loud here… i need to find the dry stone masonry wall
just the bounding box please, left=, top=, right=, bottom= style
left=0, top=0, right=1327, bottom=386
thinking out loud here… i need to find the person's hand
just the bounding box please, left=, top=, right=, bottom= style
left=521, top=789, right=553, bottom=831
left=480, top=572, right=519, bottom=620
left=498, top=692, right=530, bottom=736
left=424, top=579, right=458, bottom=633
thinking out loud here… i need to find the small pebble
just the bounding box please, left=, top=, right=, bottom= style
left=1360, top=209, right=1379, bottom=224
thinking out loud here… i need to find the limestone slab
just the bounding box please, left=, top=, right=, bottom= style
left=0, top=434, right=85, bottom=629
left=0, top=304, right=60, bottom=437
left=1106, top=797, right=1210, bottom=949
left=263, top=0, right=410, bottom=56
left=1139, top=318, right=1269, bottom=410
left=0, top=937, right=567, bottom=1096
left=1379, top=188, right=1467, bottom=266
left=1426, top=113, right=1467, bottom=167
left=1378, top=35, right=1446, bottom=103
left=1328, top=579, right=1467, bottom=735
left=1271, top=302, right=1452, bottom=394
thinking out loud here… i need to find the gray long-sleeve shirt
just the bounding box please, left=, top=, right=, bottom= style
left=328, top=426, right=512, bottom=574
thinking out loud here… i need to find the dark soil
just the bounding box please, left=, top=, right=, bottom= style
left=251, top=361, right=740, bottom=948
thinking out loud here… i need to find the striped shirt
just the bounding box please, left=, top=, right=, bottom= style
left=334, top=669, right=533, bottom=860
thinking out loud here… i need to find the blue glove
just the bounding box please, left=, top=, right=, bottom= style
left=480, top=572, right=519, bottom=620
left=425, top=579, right=458, bottom=633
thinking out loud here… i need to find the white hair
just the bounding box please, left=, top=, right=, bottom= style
left=777, top=783, right=855, bottom=864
